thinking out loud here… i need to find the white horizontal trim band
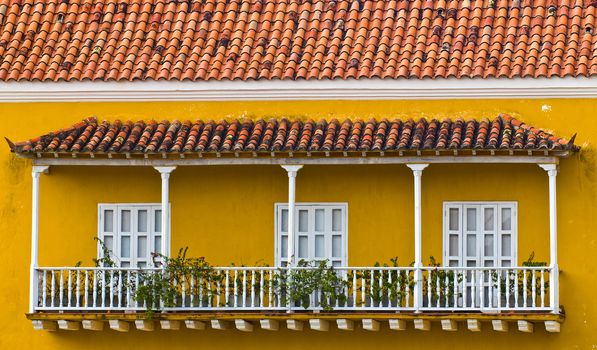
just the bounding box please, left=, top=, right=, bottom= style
left=1, top=77, right=596, bottom=102
left=32, top=156, right=559, bottom=166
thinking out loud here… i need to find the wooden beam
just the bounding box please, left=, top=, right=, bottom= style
left=57, top=320, right=80, bottom=331
left=82, top=320, right=104, bottom=331
left=309, top=319, right=329, bottom=331
left=26, top=312, right=565, bottom=323
left=32, top=320, right=56, bottom=331
left=336, top=319, right=354, bottom=331
left=135, top=320, right=155, bottom=331
left=286, top=320, right=304, bottom=331
left=160, top=320, right=181, bottom=330
left=518, top=320, right=534, bottom=333
left=467, top=319, right=481, bottom=332
left=185, top=320, right=206, bottom=330
left=362, top=319, right=380, bottom=331
left=235, top=319, right=254, bottom=332
left=259, top=319, right=279, bottom=331
left=492, top=320, right=509, bottom=332
left=414, top=319, right=430, bottom=331
left=389, top=319, right=406, bottom=330
left=33, top=155, right=561, bottom=167
left=211, top=320, right=232, bottom=330
left=544, top=321, right=560, bottom=333
left=441, top=319, right=458, bottom=331
left=109, top=320, right=129, bottom=332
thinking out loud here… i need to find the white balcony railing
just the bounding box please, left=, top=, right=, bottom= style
left=32, top=266, right=552, bottom=313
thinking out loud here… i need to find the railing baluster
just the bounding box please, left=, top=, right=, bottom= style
left=84, top=271, right=89, bottom=308
left=100, top=270, right=104, bottom=309
left=118, top=270, right=123, bottom=308
left=172, top=277, right=178, bottom=308
left=435, top=269, right=440, bottom=308
left=470, top=269, right=475, bottom=308
left=135, top=270, right=139, bottom=309
left=59, top=270, right=64, bottom=308
left=92, top=270, right=97, bottom=308
left=225, top=270, right=230, bottom=307
left=506, top=268, right=511, bottom=308
left=251, top=270, right=255, bottom=308
left=523, top=270, right=527, bottom=308
left=444, top=270, right=448, bottom=308
left=67, top=270, right=72, bottom=308
left=488, top=269, right=493, bottom=309
left=109, top=270, right=114, bottom=308
left=242, top=270, right=247, bottom=308
left=361, top=271, right=365, bottom=309
left=190, top=273, right=195, bottom=308
left=216, top=276, right=221, bottom=308
left=180, top=274, right=185, bottom=308
left=369, top=269, right=374, bottom=307
left=479, top=270, right=485, bottom=308
left=76, top=270, right=81, bottom=308
left=199, top=276, right=203, bottom=307
left=259, top=270, right=264, bottom=309
left=377, top=269, right=382, bottom=308
left=405, top=270, right=410, bottom=308
left=513, top=269, right=520, bottom=308
left=51, top=270, right=56, bottom=308
left=452, top=270, right=457, bottom=310
left=541, top=269, right=545, bottom=308
left=233, top=271, right=238, bottom=308
left=352, top=269, right=357, bottom=308
left=124, top=270, right=130, bottom=309
left=387, top=269, right=393, bottom=308
left=207, top=276, right=212, bottom=308
left=462, top=269, right=467, bottom=308
left=531, top=270, right=536, bottom=308
left=268, top=270, right=273, bottom=308
left=41, top=270, right=47, bottom=308
left=339, top=269, right=346, bottom=308
left=497, top=269, right=501, bottom=310
left=427, top=269, right=431, bottom=309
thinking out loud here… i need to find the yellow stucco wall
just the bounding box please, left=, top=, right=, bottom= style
left=0, top=99, right=595, bottom=348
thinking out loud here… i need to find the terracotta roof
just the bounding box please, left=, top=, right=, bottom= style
left=8, top=115, right=578, bottom=158
left=0, top=0, right=595, bottom=82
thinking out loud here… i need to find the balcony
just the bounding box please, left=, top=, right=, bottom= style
left=21, top=138, right=567, bottom=332
left=29, top=264, right=562, bottom=333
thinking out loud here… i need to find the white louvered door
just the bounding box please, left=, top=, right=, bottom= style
left=443, top=202, right=517, bottom=307
left=98, top=204, right=162, bottom=267
left=275, top=203, right=347, bottom=267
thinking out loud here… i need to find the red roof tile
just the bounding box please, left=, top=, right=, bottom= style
left=8, top=115, right=578, bottom=157
left=0, top=0, right=594, bottom=82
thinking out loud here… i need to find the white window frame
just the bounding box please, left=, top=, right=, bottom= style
left=97, top=203, right=169, bottom=267
left=274, top=202, right=348, bottom=267
left=442, top=201, right=518, bottom=268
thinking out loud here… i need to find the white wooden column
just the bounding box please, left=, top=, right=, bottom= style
left=30, top=165, right=49, bottom=313
left=281, top=165, right=303, bottom=266
left=407, top=163, right=429, bottom=312
left=539, top=163, right=559, bottom=314
left=154, top=166, right=177, bottom=259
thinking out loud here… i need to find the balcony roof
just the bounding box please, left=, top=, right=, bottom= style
left=7, top=115, right=578, bottom=165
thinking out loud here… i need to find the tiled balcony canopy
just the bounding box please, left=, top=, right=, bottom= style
left=8, top=115, right=578, bottom=157
left=0, top=0, right=594, bottom=82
